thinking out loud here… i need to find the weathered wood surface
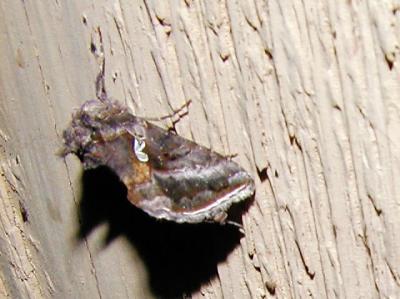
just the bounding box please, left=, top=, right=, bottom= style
left=0, top=1, right=399, bottom=298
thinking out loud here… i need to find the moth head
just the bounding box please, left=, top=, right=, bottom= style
left=61, top=99, right=136, bottom=165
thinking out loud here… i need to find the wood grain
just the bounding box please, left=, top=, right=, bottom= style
left=0, top=1, right=399, bottom=298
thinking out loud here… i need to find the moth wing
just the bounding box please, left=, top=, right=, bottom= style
left=125, top=122, right=255, bottom=223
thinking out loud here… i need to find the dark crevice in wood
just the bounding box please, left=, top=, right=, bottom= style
left=257, top=166, right=268, bottom=182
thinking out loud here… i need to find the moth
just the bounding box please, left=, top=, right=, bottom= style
left=62, top=98, right=255, bottom=224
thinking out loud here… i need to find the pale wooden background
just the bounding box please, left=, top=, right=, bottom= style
left=1, top=1, right=400, bottom=298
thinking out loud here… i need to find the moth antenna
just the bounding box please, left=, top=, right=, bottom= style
left=93, top=27, right=107, bottom=102
left=95, top=56, right=107, bottom=102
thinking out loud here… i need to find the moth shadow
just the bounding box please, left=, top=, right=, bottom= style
left=77, top=166, right=248, bottom=298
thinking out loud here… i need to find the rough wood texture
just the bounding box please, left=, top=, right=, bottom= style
left=1, top=1, right=400, bottom=298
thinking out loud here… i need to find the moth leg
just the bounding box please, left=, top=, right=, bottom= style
left=225, top=153, right=238, bottom=159
left=214, top=212, right=244, bottom=232
left=144, top=100, right=192, bottom=122
left=226, top=221, right=245, bottom=233
left=213, top=211, right=228, bottom=223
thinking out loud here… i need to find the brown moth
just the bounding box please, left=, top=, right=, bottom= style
left=62, top=98, right=255, bottom=224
